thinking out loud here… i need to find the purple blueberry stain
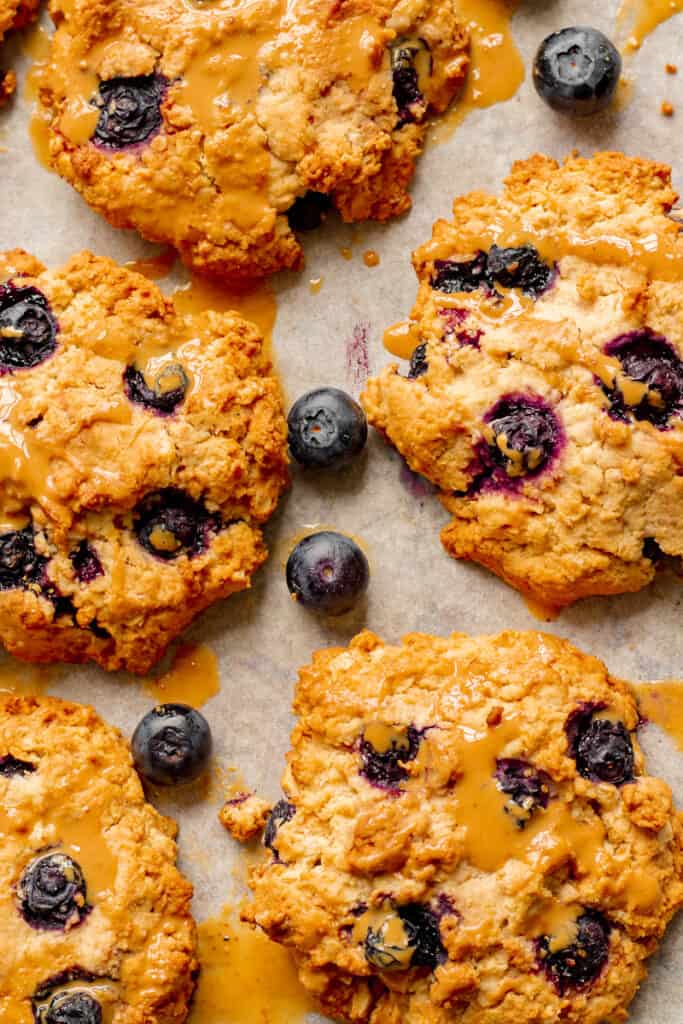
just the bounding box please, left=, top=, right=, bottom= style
left=133, top=489, right=220, bottom=560
left=0, top=284, right=58, bottom=374
left=124, top=363, right=188, bottom=416
left=495, top=758, right=552, bottom=827
left=0, top=754, right=36, bottom=776
left=399, top=458, right=436, bottom=500
left=264, top=799, right=296, bottom=860
left=601, top=329, right=683, bottom=429
left=346, top=321, right=371, bottom=393
left=359, top=724, right=422, bottom=791
left=18, top=853, right=90, bottom=931
left=69, top=541, right=103, bottom=584
left=92, top=74, right=167, bottom=150
left=537, top=911, right=610, bottom=994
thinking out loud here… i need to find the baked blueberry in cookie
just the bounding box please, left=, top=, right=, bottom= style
left=264, top=799, right=296, bottom=858
left=0, top=249, right=288, bottom=673
left=35, top=1, right=469, bottom=280
left=244, top=629, right=683, bottom=1024
left=1, top=695, right=197, bottom=1021
left=363, top=152, right=683, bottom=610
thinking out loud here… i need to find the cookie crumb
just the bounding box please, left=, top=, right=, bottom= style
left=661, top=101, right=675, bottom=117
left=220, top=791, right=271, bottom=842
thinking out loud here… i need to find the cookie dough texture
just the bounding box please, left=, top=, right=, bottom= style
left=0, top=0, right=40, bottom=104
left=244, top=629, right=683, bottom=1024
left=0, top=694, right=197, bottom=1023
left=36, top=0, right=469, bottom=280
left=362, top=152, right=683, bottom=609
left=0, top=249, right=288, bottom=672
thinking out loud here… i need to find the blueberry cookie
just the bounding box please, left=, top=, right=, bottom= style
left=244, top=629, right=683, bottom=1024
left=0, top=249, right=288, bottom=672
left=362, top=152, right=683, bottom=610
left=0, top=693, right=197, bottom=1023
left=0, top=0, right=40, bottom=104
left=35, top=0, right=468, bottom=280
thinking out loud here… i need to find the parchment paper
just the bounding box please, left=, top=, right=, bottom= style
left=2, top=1, right=683, bottom=1018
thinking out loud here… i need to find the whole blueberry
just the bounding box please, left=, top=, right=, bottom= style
left=495, top=758, right=552, bottom=826
left=0, top=527, right=46, bottom=590
left=359, top=724, right=421, bottom=790
left=18, top=853, right=89, bottom=931
left=0, top=283, right=58, bottom=373
left=533, top=27, right=621, bottom=116
left=132, top=703, right=212, bottom=785
left=45, top=992, right=102, bottom=1024
left=603, top=330, right=683, bottom=429
left=133, top=489, right=219, bottom=560
left=264, top=798, right=296, bottom=858
left=286, top=192, right=333, bottom=232
left=288, top=388, right=367, bottom=470
left=538, top=911, right=610, bottom=993
left=124, top=362, right=188, bottom=416
left=92, top=75, right=166, bottom=148
left=575, top=718, right=635, bottom=786
left=286, top=531, right=369, bottom=615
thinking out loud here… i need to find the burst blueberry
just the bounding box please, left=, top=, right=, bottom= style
left=407, top=343, right=428, bottom=379
left=431, top=252, right=490, bottom=294
left=124, top=363, right=188, bottom=416
left=0, top=284, right=58, bottom=373
left=391, top=38, right=431, bottom=124
left=359, top=723, right=421, bottom=790
left=473, top=394, right=563, bottom=490
left=538, top=911, right=610, bottom=992
left=69, top=541, right=103, bottom=584
left=264, top=798, right=296, bottom=857
left=533, top=27, right=621, bottom=116
left=286, top=531, right=369, bottom=615
left=19, top=853, right=89, bottom=931
left=0, top=753, right=36, bottom=775
left=495, top=758, right=551, bottom=826
left=603, top=329, right=683, bottom=429
left=131, top=703, right=212, bottom=785
left=364, top=903, right=445, bottom=971
left=134, top=489, right=219, bottom=560
left=288, top=388, right=367, bottom=469
left=92, top=74, right=166, bottom=149
left=487, top=245, right=555, bottom=298
left=45, top=991, right=102, bottom=1024
left=574, top=718, right=635, bottom=785
left=0, top=526, right=46, bottom=590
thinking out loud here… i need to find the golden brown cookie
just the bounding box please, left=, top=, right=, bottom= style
left=34, top=0, right=468, bottom=280
left=0, top=0, right=40, bottom=104
left=244, top=628, right=683, bottom=1024
left=362, top=152, right=683, bottom=611
left=0, top=693, right=197, bottom=1023
left=0, top=248, right=288, bottom=672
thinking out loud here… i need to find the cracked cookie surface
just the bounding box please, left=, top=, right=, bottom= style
left=0, top=248, right=288, bottom=672
left=35, top=0, right=468, bottom=280
left=244, top=628, right=683, bottom=1024
left=0, top=693, right=197, bottom=1024
left=362, top=152, right=683, bottom=610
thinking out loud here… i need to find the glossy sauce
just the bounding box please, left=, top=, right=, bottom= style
left=190, top=907, right=315, bottom=1024
left=143, top=644, right=220, bottom=707
left=126, top=247, right=178, bottom=281
left=382, top=319, right=420, bottom=359
left=173, top=275, right=277, bottom=349
left=618, top=0, right=683, bottom=51
left=633, top=681, right=683, bottom=751
left=0, top=663, right=52, bottom=695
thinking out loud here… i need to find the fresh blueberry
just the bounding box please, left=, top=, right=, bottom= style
left=45, top=992, right=102, bottom=1024
left=264, top=798, right=296, bottom=857
left=133, top=489, right=219, bottom=560
left=407, top=343, right=428, bottom=379
left=391, top=38, right=431, bottom=125
left=359, top=724, right=421, bottom=790
left=0, top=284, right=58, bottom=373
left=487, top=245, right=555, bottom=299
left=69, top=541, right=103, bottom=584
left=0, top=753, right=36, bottom=775
left=286, top=531, right=369, bottom=614
left=471, top=394, right=563, bottom=491
left=131, top=703, right=212, bottom=785
left=495, top=758, right=551, bottom=826
left=124, top=363, right=188, bottom=416
left=538, top=911, right=610, bottom=993
left=431, top=253, right=490, bottom=294
left=92, top=75, right=166, bottom=149
left=533, top=27, right=621, bottom=116
left=286, top=192, right=333, bottom=232
left=574, top=718, right=635, bottom=786
left=602, top=330, right=683, bottom=429
left=0, top=526, right=46, bottom=590
left=288, top=388, right=367, bottom=470
left=365, top=903, right=445, bottom=971
left=18, top=853, right=89, bottom=931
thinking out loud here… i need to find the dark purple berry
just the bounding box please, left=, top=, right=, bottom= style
left=287, top=388, right=367, bottom=470
left=286, top=531, right=369, bottom=615
left=88, top=620, right=111, bottom=640
left=286, top=192, right=333, bottom=232
left=469, top=394, right=563, bottom=492
left=45, top=991, right=102, bottom=1024
left=533, top=27, right=621, bottom=116
left=391, top=38, right=431, bottom=125
left=0, top=526, right=46, bottom=591
left=431, top=253, right=490, bottom=294
left=486, top=245, right=555, bottom=298
left=124, top=363, right=188, bottom=416
left=264, top=798, right=296, bottom=857
left=131, top=703, right=212, bottom=785
left=69, top=541, right=103, bottom=584
left=364, top=903, right=445, bottom=971
left=538, top=911, right=610, bottom=993
left=18, top=853, right=89, bottom=931
left=602, top=330, right=683, bottom=429
left=575, top=719, right=635, bottom=786
left=407, top=343, right=428, bottom=379
left=0, top=284, right=58, bottom=373
left=642, top=537, right=664, bottom=562
left=495, top=758, right=552, bottom=826
left=359, top=724, right=421, bottom=790
left=133, top=489, right=219, bottom=560
left=0, top=753, right=36, bottom=775
left=92, top=75, right=166, bottom=149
